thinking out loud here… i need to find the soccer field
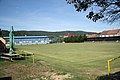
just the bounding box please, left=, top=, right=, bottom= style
left=15, top=42, right=120, bottom=79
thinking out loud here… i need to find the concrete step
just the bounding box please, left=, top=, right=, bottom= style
left=0, top=53, right=25, bottom=60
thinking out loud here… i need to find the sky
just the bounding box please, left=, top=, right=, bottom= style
left=0, top=0, right=120, bottom=32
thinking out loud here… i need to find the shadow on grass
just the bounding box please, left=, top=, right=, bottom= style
left=96, top=71, right=120, bottom=80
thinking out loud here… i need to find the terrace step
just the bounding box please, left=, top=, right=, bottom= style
left=0, top=53, right=25, bottom=61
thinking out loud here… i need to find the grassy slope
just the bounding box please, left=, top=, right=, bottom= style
left=15, top=42, right=120, bottom=79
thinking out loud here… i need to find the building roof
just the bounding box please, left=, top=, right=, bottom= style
left=87, top=34, right=98, bottom=38
left=4, top=36, right=48, bottom=39
left=64, top=34, right=76, bottom=37
left=101, top=29, right=120, bottom=35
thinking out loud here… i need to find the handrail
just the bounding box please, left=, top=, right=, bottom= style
left=107, top=56, right=120, bottom=75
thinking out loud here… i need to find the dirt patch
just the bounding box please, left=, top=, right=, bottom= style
left=50, top=73, right=72, bottom=80
left=43, top=72, right=73, bottom=80
left=0, top=61, right=73, bottom=80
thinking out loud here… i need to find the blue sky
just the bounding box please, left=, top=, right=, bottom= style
left=0, top=0, right=119, bottom=32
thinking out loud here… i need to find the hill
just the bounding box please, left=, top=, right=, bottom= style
left=1, top=30, right=96, bottom=37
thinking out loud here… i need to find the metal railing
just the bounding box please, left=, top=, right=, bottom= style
left=107, top=56, right=120, bottom=75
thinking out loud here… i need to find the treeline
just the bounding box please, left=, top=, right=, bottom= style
left=1, top=30, right=95, bottom=37
left=64, top=35, right=87, bottom=43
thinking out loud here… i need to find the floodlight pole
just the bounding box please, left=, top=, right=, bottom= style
left=9, top=26, right=14, bottom=54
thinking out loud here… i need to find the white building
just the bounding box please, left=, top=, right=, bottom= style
left=4, top=36, right=49, bottom=45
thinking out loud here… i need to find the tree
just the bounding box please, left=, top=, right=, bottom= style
left=64, top=35, right=85, bottom=43
left=0, top=29, right=2, bottom=37
left=66, top=0, right=120, bottom=24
